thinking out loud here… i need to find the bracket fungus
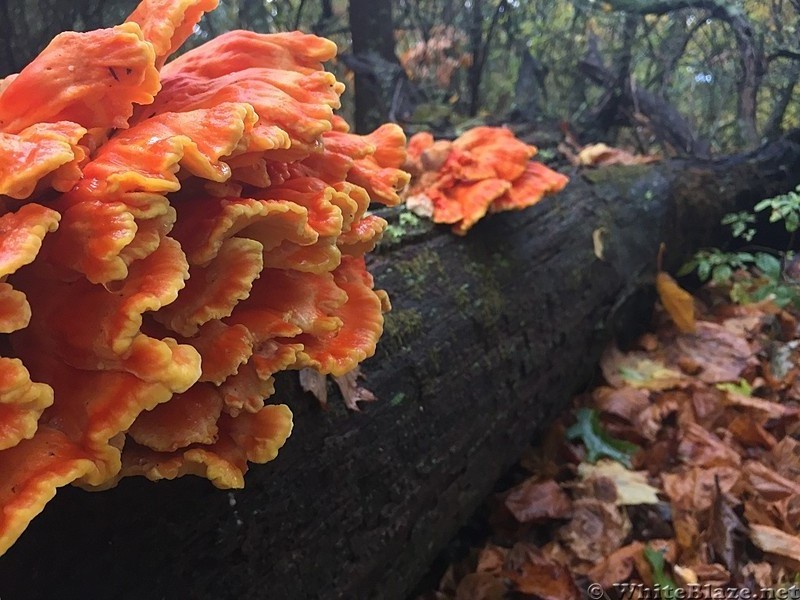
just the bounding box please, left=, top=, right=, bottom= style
left=0, top=0, right=409, bottom=555
left=405, top=126, right=569, bottom=235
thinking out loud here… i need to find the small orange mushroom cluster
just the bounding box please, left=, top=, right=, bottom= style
left=404, top=127, right=569, bottom=235
left=0, top=0, right=408, bottom=555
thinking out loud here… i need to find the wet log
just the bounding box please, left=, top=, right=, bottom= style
left=3, top=132, right=800, bottom=600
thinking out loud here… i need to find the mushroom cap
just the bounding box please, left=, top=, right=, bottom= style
left=0, top=0, right=409, bottom=556
left=405, top=126, right=568, bottom=234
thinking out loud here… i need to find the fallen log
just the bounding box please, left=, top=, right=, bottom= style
left=3, top=132, right=800, bottom=599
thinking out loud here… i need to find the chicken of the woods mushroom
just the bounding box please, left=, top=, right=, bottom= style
left=0, top=0, right=409, bottom=555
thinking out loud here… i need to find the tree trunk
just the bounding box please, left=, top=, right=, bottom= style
left=348, top=0, right=398, bottom=133
left=3, top=133, right=800, bottom=600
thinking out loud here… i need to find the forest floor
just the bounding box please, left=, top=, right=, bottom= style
left=415, top=278, right=800, bottom=600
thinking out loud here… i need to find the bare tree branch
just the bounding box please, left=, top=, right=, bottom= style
left=591, top=0, right=766, bottom=148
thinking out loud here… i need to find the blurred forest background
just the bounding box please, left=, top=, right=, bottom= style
left=2, top=0, right=800, bottom=156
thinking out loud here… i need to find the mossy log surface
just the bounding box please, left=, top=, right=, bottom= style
left=3, top=133, right=800, bottom=600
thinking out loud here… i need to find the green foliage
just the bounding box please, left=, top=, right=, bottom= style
left=720, top=211, right=756, bottom=242
left=754, top=185, right=800, bottom=234
left=677, top=248, right=757, bottom=284
left=680, top=186, right=800, bottom=309
left=644, top=545, right=679, bottom=599
left=566, top=408, right=639, bottom=467
left=715, top=378, right=753, bottom=396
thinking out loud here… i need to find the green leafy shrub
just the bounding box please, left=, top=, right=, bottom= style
left=680, top=186, right=800, bottom=308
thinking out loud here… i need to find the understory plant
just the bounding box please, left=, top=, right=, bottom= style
left=679, top=185, right=800, bottom=308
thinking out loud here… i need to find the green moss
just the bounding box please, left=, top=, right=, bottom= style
left=390, top=392, right=407, bottom=406
left=453, top=283, right=471, bottom=313
left=395, top=250, right=446, bottom=299
left=381, top=209, right=428, bottom=246
left=382, top=308, right=424, bottom=351
left=461, top=261, right=507, bottom=326
left=582, top=164, right=651, bottom=185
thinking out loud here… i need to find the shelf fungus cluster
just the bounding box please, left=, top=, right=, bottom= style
left=0, top=0, right=408, bottom=555
left=404, top=127, right=568, bottom=235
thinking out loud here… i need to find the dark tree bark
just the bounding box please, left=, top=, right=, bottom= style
left=3, top=132, right=800, bottom=600
left=348, top=0, right=399, bottom=133
left=467, top=0, right=509, bottom=117
left=763, top=61, right=800, bottom=141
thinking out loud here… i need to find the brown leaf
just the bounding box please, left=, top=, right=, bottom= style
left=743, top=495, right=793, bottom=531
left=770, top=437, right=800, bottom=481
left=475, top=545, right=507, bottom=575
left=593, top=386, right=651, bottom=423
left=670, top=322, right=755, bottom=384
left=744, top=460, right=800, bottom=500
left=332, top=367, right=377, bottom=411
left=727, top=415, right=777, bottom=449
left=688, top=385, right=727, bottom=429
left=587, top=541, right=644, bottom=588
left=708, top=478, right=746, bottom=572
left=657, top=272, right=696, bottom=333
left=504, top=478, right=572, bottom=523
left=741, top=562, right=775, bottom=589
left=576, top=142, right=660, bottom=166
left=635, top=393, right=681, bottom=441
left=690, top=562, right=732, bottom=586
left=559, top=498, right=631, bottom=562
left=578, top=460, right=660, bottom=505
left=503, top=543, right=581, bottom=600
left=601, top=346, right=685, bottom=391
left=678, top=422, right=741, bottom=468
left=749, top=524, right=800, bottom=565
left=723, top=391, right=800, bottom=420
left=454, top=572, right=506, bottom=600
left=662, top=466, right=741, bottom=511
left=672, top=509, right=702, bottom=560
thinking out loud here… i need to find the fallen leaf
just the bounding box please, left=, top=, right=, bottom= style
left=567, top=408, right=640, bottom=467
left=601, top=346, right=685, bottom=390
left=593, top=227, right=608, bottom=261
left=504, top=478, right=572, bottom=523
left=708, top=478, right=746, bottom=572
left=332, top=367, right=377, bottom=411
left=770, top=437, right=800, bottom=481
left=644, top=545, right=679, bottom=596
left=576, top=142, right=660, bottom=166
left=587, top=541, right=644, bottom=587
left=635, top=393, right=682, bottom=441
left=559, top=498, right=631, bottom=562
left=723, top=390, right=800, bottom=419
left=678, top=422, right=741, bottom=468
left=299, top=368, right=328, bottom=406
left=744, top=460, right=800, bottom=500
left=502, top=543, right=581, bottom=600
left=690, top=562, right=732, bottom=586
left=749, top=524, right=800, bottom=564
left=727, top=415, right=777, bottom=449
left=741, top=561, right=774, bottom=589
left=662, top=466, right=741, bottom=511
left=593, top=386, right=651, bottom=423
left=454, top=572, right=506, bottom=600
left=475, top=545, right=507, bottom=575
left=578, top=459, right=660, bottom=505
left=671, top=321, right=755, bottom=383
left=657, top=271, right=696, bottom=333
left=632, top=539, right=677, bottom=587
